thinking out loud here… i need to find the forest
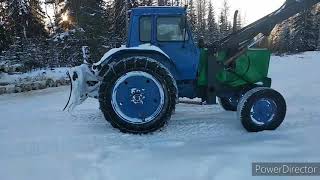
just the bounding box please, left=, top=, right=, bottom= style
left=0, top=0, right=320, bottom=70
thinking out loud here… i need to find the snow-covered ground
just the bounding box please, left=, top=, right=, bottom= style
left=0, top=52, right=319, bottom=180
left=0, top=67, right=68, bottom=84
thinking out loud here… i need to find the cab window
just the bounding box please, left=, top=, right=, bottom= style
left=140, top=16, right=152, bottom=42
left=157, top=16, right=189, bottom=41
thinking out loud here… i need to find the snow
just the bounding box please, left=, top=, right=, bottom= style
left=94, top=44, right=170, bottom=66
left=0, top=51, right=320, bottom=180
left=0, top=67, right=68, bottom=84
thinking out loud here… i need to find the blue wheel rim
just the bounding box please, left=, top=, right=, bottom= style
left=111, top=71, right=165, bottom=124
left=250, top=98, right=277, bottom=125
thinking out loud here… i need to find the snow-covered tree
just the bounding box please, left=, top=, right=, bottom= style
left=2, top=0, right=47, bottom=39
left=290, top=9, right=317, bottom=52
left=113, top=0, right=127, bottom=43
left=196, top=0, right=206, bottom=39
left=219, top=0, right=231, bottom=39
left=158, top=0, right=169, bottom=6
left=0, top=2, right=11, bottom=52
left=187, top=0, right=197, bottom=34
left=206, top=0, right=218, bottom=43
left=140, top=0, right=154, bottom=6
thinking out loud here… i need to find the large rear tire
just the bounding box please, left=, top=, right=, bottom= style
left=237, top=87, right=287, bottom=132
left=99, top=56, right=177, bottom=134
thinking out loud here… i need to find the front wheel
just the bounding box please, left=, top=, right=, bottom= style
left=237, top=87, right=287, bottom=132
left=99, top=56, right=177, bottom=134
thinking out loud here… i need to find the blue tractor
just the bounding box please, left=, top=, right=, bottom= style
left=64, top=0, right=319, bottom=134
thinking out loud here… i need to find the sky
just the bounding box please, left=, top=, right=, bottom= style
left=217, top=0, right=286, bottom=24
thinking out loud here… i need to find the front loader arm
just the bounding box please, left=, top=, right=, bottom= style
left=217, top=0, right=320, bottom=51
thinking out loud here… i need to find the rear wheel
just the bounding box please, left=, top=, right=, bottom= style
left=99, top=56, right=177, bottom=134
left=237, top=87, right=287, bottom=132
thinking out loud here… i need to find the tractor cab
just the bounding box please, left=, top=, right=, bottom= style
left=127, top=7, right=200, bottom=80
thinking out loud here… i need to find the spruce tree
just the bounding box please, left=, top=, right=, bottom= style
left=206, top=0, right=218, bottom=44
left=158, top=0, right=169, bottom=6
left=0, top=2, right=11, bottom=52
left=196, top=0, right=206, bottom=39
left=219, top=0, right=230, bottom=39
left=3, top=0, right=47, bottom=39
left=0, top=24, right=11, bottom=52
left=290, top=9, right=317, bottom=52
left=113, top=0, right=127, bottom=43
left=187, top=0, right=197, bottom=34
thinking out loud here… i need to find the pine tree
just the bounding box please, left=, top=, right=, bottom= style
left=219, top=0, right=231, bottom=39
left=174, top=0, right=180, bottom=6
left=0, top=24, right=11, bottom=52
left=206, top=0, right=218, bottom=44
left=0, top=2, right=11, bottom=52
left=279, top=23, right=291, bottom=53
left=3, top=0, right=47, bottom=39
left=196, top=0, right=206, bottom=39
left=113, top=0, right=127, bottom=43
left=53, top=0, right=111, bottom=62
left=290, top=9, right=317, bottom=52
left=54, top=0, right=82, bottom=31
left=128, top=0, right=139, bottom=8
left=187, top=0, right=197, bottom=34
left=158, top=0, right=169, bottom=6
left=140, top=0, right=154, bottom=6
left=314, top=4, right=320, bottom=50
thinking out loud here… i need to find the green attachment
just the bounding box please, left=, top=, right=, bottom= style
left=216, top=48, right=271, bottom=87
left=197, top=48, right=271, bottom=88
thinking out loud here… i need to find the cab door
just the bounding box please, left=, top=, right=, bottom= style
left=154, top=15, right=199, bottom=80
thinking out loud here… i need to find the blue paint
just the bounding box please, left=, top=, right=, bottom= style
left=250, top=98, right=277, bottom=125
left=128, top=7, right=200, bottom=82
left=101, top=7, right=202, bottom=98
left=112, top=71, right=164, bottom=123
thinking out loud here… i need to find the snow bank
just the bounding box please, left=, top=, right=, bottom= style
left=0, top=67, right=69, bottom=94
left=0, top=67, right=68, bottom=84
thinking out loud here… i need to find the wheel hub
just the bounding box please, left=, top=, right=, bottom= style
left=250, top=98, right=277, bottom=125
left=111, top=71, right=165, bottom=124
left=131, top=88, right=145, bottom=104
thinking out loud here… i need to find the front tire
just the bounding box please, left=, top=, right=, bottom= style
left=237, top=87, right=287, bottom=132
left=99, top=56, right=177, bottom=134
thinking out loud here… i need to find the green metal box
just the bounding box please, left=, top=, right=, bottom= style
left=216, top=48, right=271, bottom=87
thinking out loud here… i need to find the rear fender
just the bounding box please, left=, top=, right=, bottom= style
left=96, top=49, right=179, bottom=79
left=65, top=45, right=178, bottom=111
